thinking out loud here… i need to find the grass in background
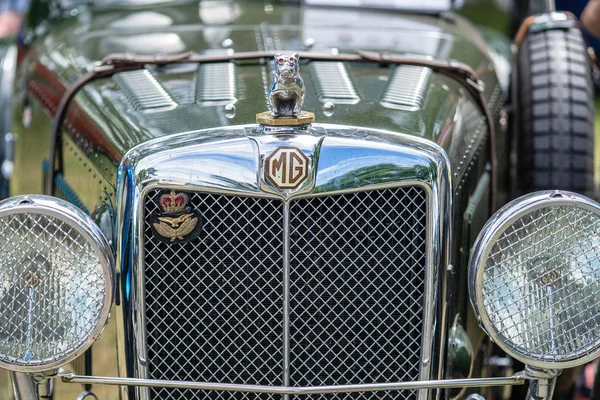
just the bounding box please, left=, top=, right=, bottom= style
left=458, top=0, right=511, bottom=35
left=0, top=312, right=120, bottom=399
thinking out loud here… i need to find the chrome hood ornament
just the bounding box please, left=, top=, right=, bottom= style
left=257, top=53, right=315, bottom=126
left=270, top=53, right=304, bottom=117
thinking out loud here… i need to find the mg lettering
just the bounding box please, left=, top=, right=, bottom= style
left=265, top=146, right=309, bottom=189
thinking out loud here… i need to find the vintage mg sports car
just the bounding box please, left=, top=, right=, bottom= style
left=0, top=0, right=599, bottom=399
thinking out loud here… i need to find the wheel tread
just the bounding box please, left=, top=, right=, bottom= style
left=517, top=27, right=594, bottom=193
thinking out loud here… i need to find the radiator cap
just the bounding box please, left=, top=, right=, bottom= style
left=256, top=111, right=315, bottom=126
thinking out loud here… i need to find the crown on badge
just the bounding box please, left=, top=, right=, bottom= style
left=160, top=191, right=189, bottom=213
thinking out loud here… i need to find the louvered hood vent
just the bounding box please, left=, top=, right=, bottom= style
left=114, top=70, right=177, bottom=113
left=196, top=63, right=238, bottom=105
left=381, top=66, right=432, bottom=111
left=309, top=62, right=360, bottom=104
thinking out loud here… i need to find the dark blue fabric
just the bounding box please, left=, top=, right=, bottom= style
left=0, top=0, right=29, bottom=13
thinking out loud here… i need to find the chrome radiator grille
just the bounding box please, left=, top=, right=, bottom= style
left=289, top=188, right=427, bottom=400
left=144, top=191, right=284, bottom=400
left=143, top=187, right=428, bottom=400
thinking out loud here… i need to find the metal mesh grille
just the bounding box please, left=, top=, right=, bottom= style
left=288, top=187, right=427, bottom=400
left=483, top=205, right=600, bottom=364
left=0, top=213, right=106, bottom=368
left=144, top=186, right=428, bottom=399
left=144, top=191, right=284, bottom=400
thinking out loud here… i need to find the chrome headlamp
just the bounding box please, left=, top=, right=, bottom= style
left=0, top=195, right=114, bottom=373
left=469, top=190, right=600, bottom=369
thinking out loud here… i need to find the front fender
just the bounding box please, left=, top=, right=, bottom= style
left=0, top=38, right=16, bottom=198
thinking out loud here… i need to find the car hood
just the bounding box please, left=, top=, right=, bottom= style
left=25, top=0, right=510, bottom=157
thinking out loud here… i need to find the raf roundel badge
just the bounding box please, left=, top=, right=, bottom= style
left=150, top=190, right=201, bottom=243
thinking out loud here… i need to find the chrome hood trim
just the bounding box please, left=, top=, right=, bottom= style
left=119, top=123, right=450, bottom=198
left=115, top=123, right=452, bottom=400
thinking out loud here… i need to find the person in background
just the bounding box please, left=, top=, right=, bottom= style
left=0, top=0, right=29, bottom=38
left=554, top=0, right=600, bottom=91
left=555, top=0, right=600, bottom=50
left=582, top=0, right=600, bottom=38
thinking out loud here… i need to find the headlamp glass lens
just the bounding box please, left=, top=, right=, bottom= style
left=483, top=204, right=600, bottom=364
left=0, top=212, right=106, bottom=369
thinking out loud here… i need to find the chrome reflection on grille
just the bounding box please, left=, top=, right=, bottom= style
left=144, top=191, right=284, bottom=400
left=289, top=187, right=427, bottom=400
left=143, top=186, right=427, bottom=400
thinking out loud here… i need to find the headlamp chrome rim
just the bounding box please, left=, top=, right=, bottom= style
left=0, top=195, right=115, bottom=373
left=469, top=190, right=600, bottom=369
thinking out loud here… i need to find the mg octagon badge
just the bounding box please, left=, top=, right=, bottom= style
left=265, top=146, right=310, bottom=189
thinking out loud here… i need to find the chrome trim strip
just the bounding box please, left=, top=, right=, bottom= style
left=10, top=372, right=37, bottom=400
left=0, top=44, right=16, bottom=138
left=282, top=201, right=291, bottom=399
left=115, top=165, right=132, bottom=400
left=135, top=179, right=149, bottom=400
left=59, top=370, right=525, bottom=392
left=116, top=123, right=452, bottom=400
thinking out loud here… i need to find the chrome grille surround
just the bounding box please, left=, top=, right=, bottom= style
left=116, top=123, right=451, bottom=400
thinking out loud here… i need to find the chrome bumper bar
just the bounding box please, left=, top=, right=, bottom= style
left=57, top=369, right=526, bottom=394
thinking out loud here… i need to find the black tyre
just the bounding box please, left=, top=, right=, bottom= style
left=516, top=26, right=595, bottom=194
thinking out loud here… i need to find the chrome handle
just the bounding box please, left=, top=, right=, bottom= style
left=56, top=369, right=526, bottom=394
